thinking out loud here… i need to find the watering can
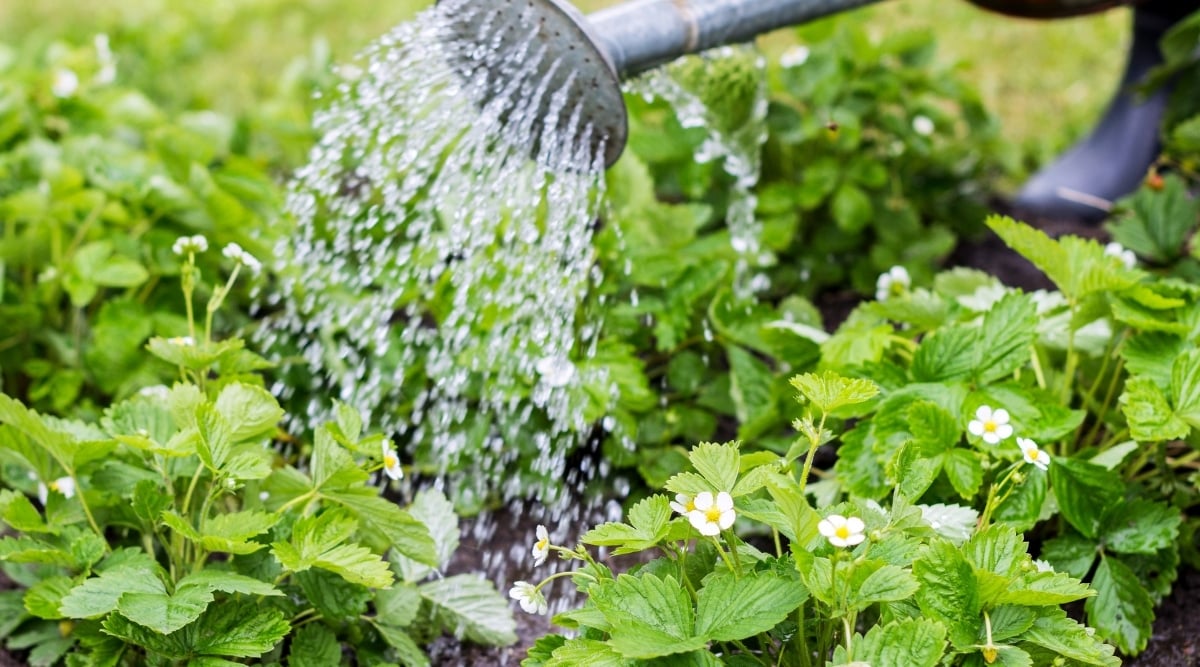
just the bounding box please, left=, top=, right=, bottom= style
left=446, top=0, right=1137, bottom=169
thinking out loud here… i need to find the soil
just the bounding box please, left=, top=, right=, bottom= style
left=2, top=203, right=1197, bottom=666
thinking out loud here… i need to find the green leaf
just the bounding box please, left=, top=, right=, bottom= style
left=973, top=292, right=1037, bottom=383
left=375, top=582, right=422, bottom=627
left=0, top=490, right=53, bottom=534
left=288, top=624, right=341, bottom=667
left=831, top=183, right=873, bottom=232
left=913, top=539, right=980, bottom=650
left=201, top=510, right=281, bottom=555
left=788, top=370, right=879, bottom=414
left=726, top=346, right=778, bottom=439
left=195, top=403, right=233, bottom=472
left=942, top=449, right=983, bottom=500
left=24, top=576, right=73, bottom=620
left=1085, top=556, right=1154, bottom=655
left=1022, top=609, right=1120, bottom=667
left=190, top=599, right=290, bottom=658
left=993, top=466, right=1047, bottom=533
left=392, top=489, right=459, bottom=581
left=131, top=479, right=172, bottom=526
left=911, top=326, right=976, bottom=382
left=0, top=590, right=28, bottom=639
left=1107, top=173, right=1199, bottom=263
left=694, top=569, right=807, bottom=640
left=296, top=568, right=371, bottom=620
left=591, top=573, right=706, bottom=659
left=176, top=570, right=282, bottom=598
left=0, top=536, right=75, bottom=567
left=212, top=383, right=282, bottom=441
left=581, top=495, right=673, bottom=556
left=271, top=509, right=393, bottom=588
left=892, top=441, right=942, bottom=501
left=373, top=622, right=431, bottom=667
left=1121, top=376, right=1190, bottom=442
left=688, top=442, right=740, bottom=493
left=998, top=570, right=1094, bottom=606
left=333, top=401, right=364, bottom=444
left=1049, top=458, right=1121, bottom=539
left=987, top=216, right=1137, bottom=300
left=311, top=427, right=365, bottom=491
left=848, top=563, right=919, bottom=610
left=60, top=561, right=166, bottom=619
left=323, top=488, right=438, bottom=567
left=420, top=574, right=517, bottom=646
left=963, top=524, right=1025, bottom=577
left=117, top=585, right=214, bottom=634
left=852, top=617, right=947, bottom=667
left=1100, top=499, right=1182, bottom=555
left=1040, top=532, right=1098, bottom=580
left=544, top=638, right=629, bottom=667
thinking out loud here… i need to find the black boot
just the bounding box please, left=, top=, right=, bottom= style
left=1013, top=1, right=1198, bottom=222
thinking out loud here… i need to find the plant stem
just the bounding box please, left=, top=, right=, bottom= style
left=797, top=413, right=828, bottom=497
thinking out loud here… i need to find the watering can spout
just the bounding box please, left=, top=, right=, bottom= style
left=440, top=0, right=883, bottom=169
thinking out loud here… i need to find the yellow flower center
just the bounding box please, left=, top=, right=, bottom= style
left=49, top=481, right=61, bottom=492
left=685, top=499, right=696, bottom=512
left=835, top=525, right=851, bottom=540
left=1024, top=445, right=1038, bottom=459
left=983, top=420, right=997, bottom=433
left=705, top=507, right=723, bottom=523
left=535, top=537, right=548, bottom=550
left=384, top=454, right=398, bottom=468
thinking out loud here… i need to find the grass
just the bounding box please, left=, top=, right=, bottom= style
left=0, top=0, right=1128, bottom=164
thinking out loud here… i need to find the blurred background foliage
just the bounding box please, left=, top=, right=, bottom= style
left=0, top=0, right=1127, bottom=174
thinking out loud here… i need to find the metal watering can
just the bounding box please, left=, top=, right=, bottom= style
left=442, top=0, right=1137, bottom=169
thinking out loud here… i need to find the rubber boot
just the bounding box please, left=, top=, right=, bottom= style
left=1013, top=1, right=1198, bottom=222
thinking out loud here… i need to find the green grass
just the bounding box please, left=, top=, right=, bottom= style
left=0, top=0, right=1127, bottom=163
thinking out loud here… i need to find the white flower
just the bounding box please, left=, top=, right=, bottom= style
left=1104, top=242, right=1136, bottom=270
left=532, top=525, right=550, bottom=567
left=1018, top=437, right=1050, bottom=471
left=509, top=581, right=548, bottom=615
left=222, top=242, right=263, bottom=274
left=875, top=265, right=911, bottom=302
left=381, top=439, right=403, bottom=481
left=686, top=491, right=735, bottom=537
left=38, top=477, right=76, bottom=505
left=780, top=45, right=810, bottom=68
left=51, top=68, right=79, bottom=98
left=259, top=491, right=270, bottom=502
left=167, top=336, right=195, bottom=347
left=138, top=384, right=170, bottom=400
left=818, top=514, right=866, bottom=548
left=669, top=493, right=695, bottom=516
left=172, top=234, right=208, bottom=256
left=968, top=405, right=1013, bottom=445
left=912, top=115, right=935, bottom=136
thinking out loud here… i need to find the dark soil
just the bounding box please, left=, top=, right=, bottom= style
left=3, top=204, right=1197, bottom=666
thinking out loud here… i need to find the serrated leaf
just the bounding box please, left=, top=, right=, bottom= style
left=726, top=346, right=778, bottom=439
left=911, top=326, right=976, bottom=382
left=213, top=383, right=283, bottom=442
left=942, top=449, right=983, bottom=500
left=850, top=562, right=919, bottom=611
left=789, top=370, right=879, bottom=414
left=271, top=509, right=393, bottom=588
left=1121, top=376, right=1189, bottom=442
left=200, top=510, right=280, bottom=555
left=117, top=585, right=214, bottom=634
left=963, top=524, right=1026, bottom=577
left=195, top=403, right=232, bottom=472
left=1023, top=609, right=1121, bottom=667
left=993, top=466, right=1047, bottom=533
left=998, top=570, right=1094, bottom=606
left=694, top=569, right=806, bottom=640
left=288, top=624, right=341, bottom=667
left=663, top=471, right=711, bottom=497
left=177, top=570, right=282, bottom=597
left=189, top=600, right=290, bottom=658
left=1101, top=498, right=1181, bottom=555
left=688, top=442, right=739, bottom=492
left=974, top=292, right=1037, bottom=383
left=0, top=490, right=53, bottom=534
left=393, top=489, right=459, bottom=581
left=892, top=440, right=942, bottom=501
left=591, top=573, right=705, bottom=659
left=913, top=539, right=980, bottom=650
left=296, top=568, right=371, bottom=620
left=1049, top=458, right=1121, bottom=539
left=60, top=561, right=165, bottom=619
left=1107, top=173, right=1198, bottom=263
left=376, top=582, right=422, bottom=628
left=373, top=622, right=430, bottom=667
left=544, top=638, right=629, bottom=667
left=323, top=488, right=437, bottom=567
left=1040, top=532, right=1098, bottom=580
left=24, top=576, right=73, bottom=620
left=581, top=495, right=672, bottom=556
left=987, top=216, right=1137, bottom=301
left=333, top=401, right=363, bottom=444
left=420, top=574, right=517, bottom=646
left=852, top=617, right=947, bottom=667
left=1085, top=556, right=1154, bottom=655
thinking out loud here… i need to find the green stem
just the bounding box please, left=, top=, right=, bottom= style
left=797, top=413, right=828, bottom=497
